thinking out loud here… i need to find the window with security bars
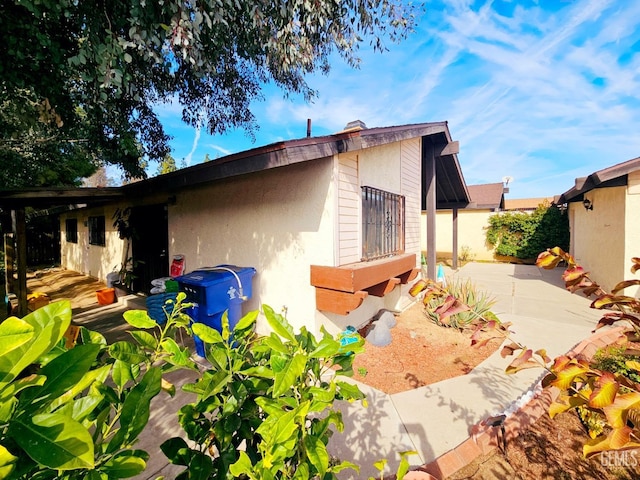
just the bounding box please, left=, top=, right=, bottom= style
left=88, top=215, right=106, bottom=246
left=65, top=218, right=78, bottom=244
left=361, top=186, right=405, bottom=261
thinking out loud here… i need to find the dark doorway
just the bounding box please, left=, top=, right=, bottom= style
left=129, top=204, right=169, bottom=294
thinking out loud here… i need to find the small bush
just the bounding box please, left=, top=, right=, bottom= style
left=424, top=277, right=496, bottom=329
left=486, top=201, right=569, bottom=260
left=591, top=345, right=640, bottom=385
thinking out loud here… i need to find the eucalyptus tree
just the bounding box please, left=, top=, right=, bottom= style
left=0, top=0, right=418, bottom=187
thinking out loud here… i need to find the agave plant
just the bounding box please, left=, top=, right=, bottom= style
left=416, top=276, right=497, bottom=329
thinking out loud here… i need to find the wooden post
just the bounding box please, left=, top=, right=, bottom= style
left=12, top=209, right=28, bottom=317
left=423, top=141, right=437, bottom=281
left=452, top=207, right=459, bottom=270
left=4, top=233, right=15, bottom=294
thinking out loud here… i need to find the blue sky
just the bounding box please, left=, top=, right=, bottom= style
left=153, top=0, right=640, bottom=199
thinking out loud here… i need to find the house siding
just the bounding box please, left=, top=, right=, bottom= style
left=401, top=138, right=421, bottom=260
left=337, top=154, right=360, bottom=265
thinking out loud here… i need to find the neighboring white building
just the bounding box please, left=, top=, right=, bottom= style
left=559, top=156, right=640, bottom=296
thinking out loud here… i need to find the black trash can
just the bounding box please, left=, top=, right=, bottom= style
left=176, top=265, right=256, bottom=356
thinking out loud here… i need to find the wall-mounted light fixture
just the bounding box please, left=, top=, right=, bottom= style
left=583, top=198, right=593, bottom=211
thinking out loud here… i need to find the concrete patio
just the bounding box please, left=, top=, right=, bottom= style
left=65, top=262, right=606, bottom=479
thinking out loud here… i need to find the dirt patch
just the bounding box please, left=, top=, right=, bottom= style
left=452, top=409, right=640, bottom=479
left=351, top=302, right=501, bottom=394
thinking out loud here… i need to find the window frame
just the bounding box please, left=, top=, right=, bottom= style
left=88, top=215, right=106, bottom=246
left=65, top=218, right=78, bottom=244
left=361, top=186, right=405, bottom=261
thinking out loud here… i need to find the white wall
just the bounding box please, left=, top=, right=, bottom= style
left=60, top=205, right=126, bottom=282
left=170, top=159, right=336, bottom=333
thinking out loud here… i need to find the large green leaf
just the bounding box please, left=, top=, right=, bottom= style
left=0, top=444, right=18, bottom=478
left=106, top=366, right=162, bottom=453
left=101, top=450, right=148, bottom=478
left=308, top=335, right=340, bottom=359
left=129, top=330, right=158, bottom=350
left=9, top=412, right=94, bottom=470
left=108, top=341, right=148, bottom=365
left=56, top=394, right=105, bottom=424
left=272, top=353, right=307, bottom=397
left=0, top=317, right=34, bottom=356
left=192, top=323, right=224, bottom=344
left=123, top=310, right=157, bottom=329
left=48, top=364, right=111, bottom=412
left=112, top=359, right=136, bottom=389
left=303, top=435, right=329, bottom=478
left=263, top=305, right=296, bottom=343
left=0, top=302, right=71, bottom=390
left=234, top=310, right=258, bottom=332
left=19, top=343, right=101, bottom=409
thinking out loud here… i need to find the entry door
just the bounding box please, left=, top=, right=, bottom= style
left=129, top=204, right=169, bottom=293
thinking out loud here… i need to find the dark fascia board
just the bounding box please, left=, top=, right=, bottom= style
left=0, top=187, right=124, bottom=209
left=559, top=156, right=640, bottom=203
left=0, top=121, right=456, bottom=207
left=124, top=121, right=453, bottom=198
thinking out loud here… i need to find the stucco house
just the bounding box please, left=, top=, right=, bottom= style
left=558, top=156, right=640, bottom=295
left=0, top=121, right=469, bottom=333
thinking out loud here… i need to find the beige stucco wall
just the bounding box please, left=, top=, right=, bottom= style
left=59, top=140, right=424, bottom=335
left=570, top=186, right=626, bottom=293
left=420, top=209, right=496, bottom=263
left=60, top=205, right=127, bottom=282
left=625, top=171, right=640, bottom=297
left=170, top=159, right=335, bottom=333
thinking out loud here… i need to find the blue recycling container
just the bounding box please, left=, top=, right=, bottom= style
left=176, top=265, right=256, bottom=356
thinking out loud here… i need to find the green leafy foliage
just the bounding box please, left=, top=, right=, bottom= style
left=0, top=0, right=419, bottom=185
left=162, top=304, right=367, bottom=479
left=0, top=293, right=195, bottom=479
left=0, top=291, right=417, bottom=479
left=486, top=201, right=569, bottom=260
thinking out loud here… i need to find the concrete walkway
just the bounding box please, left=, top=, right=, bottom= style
left=327, top=262, right=604, bottom=478
left=72, top=262, right=606, bottom=479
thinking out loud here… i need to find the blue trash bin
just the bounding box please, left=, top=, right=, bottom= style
left=176, top=265, right=256, bottom=356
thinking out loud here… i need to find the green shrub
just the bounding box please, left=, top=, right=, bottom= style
left=486, top=201, right=569, bottom=260
left=161, top=305, right=367, bottom=479
left=591, top=345, right=640, bottom=385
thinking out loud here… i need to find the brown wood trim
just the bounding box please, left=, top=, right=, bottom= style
left=310, top=253, right=416, bottom=292
left=399, top=268, right=420, bottom=284
left=366, top=277, right=401, bottom=297
left=315, top=288, right=368, bottom=316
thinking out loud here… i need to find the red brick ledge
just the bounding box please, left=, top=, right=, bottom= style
left=399, top=326, right=628, bottom=480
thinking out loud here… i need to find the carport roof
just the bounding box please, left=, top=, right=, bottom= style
left=559, top=156, right=640, bottom=203
left=0, top=121, right=470, bottom=209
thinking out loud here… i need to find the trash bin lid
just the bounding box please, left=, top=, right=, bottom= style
left=176, top=265, right=255, bottom=287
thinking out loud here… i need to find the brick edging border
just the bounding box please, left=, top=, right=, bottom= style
left=400, top=326, right=628, bottom=480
